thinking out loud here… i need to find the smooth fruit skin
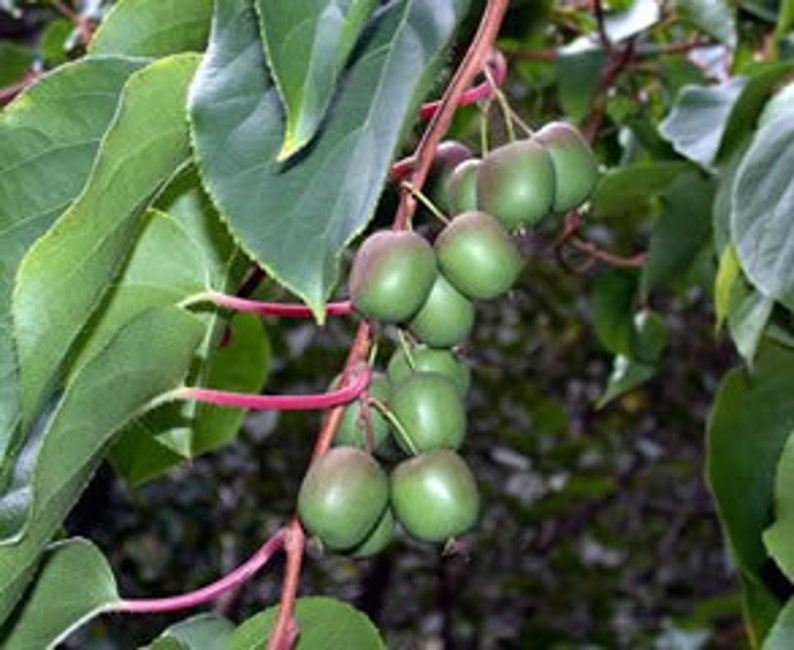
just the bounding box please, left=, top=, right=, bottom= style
left=427, top=141, right=474, bottom=212
left=534, top=121, right=599, bottom=212
left=390, top=372, right=466, bottom=453
left=391, top=450, right=480, bottom=543
left=444, top=158, right=481, bottom=214
left=387, top=347, right=471, bottom=394
left=477, top=139, right=555, bottom=228
left=348, top=230, right=437, bottom=322
left=435, top=211, right=523, bottom=300
left=333, top=373, right=392, bottom=453
left=409, top=274, right=475, bottom=348
left=350, top=508, right=394, bottom=558
left=297, top=448, right=388, bottom=550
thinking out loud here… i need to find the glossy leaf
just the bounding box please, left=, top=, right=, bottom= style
left=0, top=538, right=119, bottom=649
left=0, top=56, right=148, bottom=472
left=712, top=143, right=748, bottom=256
left=766, top=598, right=794, bottom=650
left=660, top=78, right=746, bottom=169
left=603, top=0, right=660, bottom=42
left=0, top=307, right=204, bottom=623
left=641, top=172, right=715, bottom=296
left=557, top=39, right=605, bottom=123
left=591, top=269, right=638, bottom=356
left=727, top=279, right=775, bottom=366
left=146, top=613, right=234, bottom=650
left=707, top=343, right=794, bottom=583
left=731, top=109, right=794, bottom=312
left=596, top=355, right=655, bottom=409
left=90, top=0, right=214, bottom=57
left=226, top=597, right=385, bottom=650
left=13, top=54, right=200, bottom=431
left=764, top=430, right=794, bottom=583
left=189, top=0, right=466, bottom=320
left=676, top=0, right=737, bottom=46
left=589, top=161, right=691, bottom=222
left=256, top=0, right=379, bottom=158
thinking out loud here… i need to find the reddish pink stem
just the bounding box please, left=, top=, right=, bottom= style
left=182, top=364, right=370, bottom=410
left=115, top=528, right=287, bottom=614
left=208, top=291, right=353, bottom=318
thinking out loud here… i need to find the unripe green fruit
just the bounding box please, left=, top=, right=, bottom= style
left=332, top=373, right=392, bottom=453
left=390, top=372, right=466, bottom=453
left=443, top=158, right=481, bottom=214
left=426, top=141, right=474, bottom=212
left=534, top=121, right=599, bottom=212
left=435, top=211, right=523, bottom=300
left=387, top=347, right=471, bottom=394
left=477, top=139, right=555, bottom=228
left=409, top=274, right=475, bottom=348
left=391, top=450, right=480, bottom=543
left=350, top=508, right=394, bottom=558
left=348, top=230, right=436, bottom=322
left=297, top=448, right=388, bottom=550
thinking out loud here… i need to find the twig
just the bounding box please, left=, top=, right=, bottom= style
left=184, top=291, right=354, bottom=318
left=581, top=41, right=635, bottom=142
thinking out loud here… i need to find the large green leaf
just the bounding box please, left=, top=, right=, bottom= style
left=731, top=108, right=794, bottom=312
left=766, top=598, right=794, bottom=649
left=659, top=78, right=747, bottom=169
left=190, top=0, right=467, bottom=320
left=641, top=172, right=715, bottom=296
left=256, top=0, right=379, bottom=158
left=226, top=597, right=385, bottom=650
left=675, top=0, right=737, bottom=46
left=764, top=431, right=794, bottom=583
left=707, top=343, right=794, bottom=581
left=90, top=0, right=214, bottom=57
left=0, top=538, right=119, bottom=649
left=146, top=614, right=235, bottom=650
left=0, top=306, right=204, bottom=623
left=0, top=55, right=148, bottom=476
left=12, top=53, right=200, bottom=432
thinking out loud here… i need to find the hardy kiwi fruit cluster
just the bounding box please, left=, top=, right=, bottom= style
left=297, top=122, right=598, bottom=556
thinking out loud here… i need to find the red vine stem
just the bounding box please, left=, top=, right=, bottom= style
left=180, top=364, right=370, bottom=411
left=267, top=3, right=510, bottom=647
left=115, top=528, right=287, bottom=614
left=200, top=291, right=354, bottom=318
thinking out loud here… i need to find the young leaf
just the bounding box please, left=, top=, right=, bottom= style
left=226, top=597, right=385, bottom=650
left=145, top=613, right=235, bottom=650
left=12, top=53, right=200, bottom=432
left=0, top=56, right=148, bottom=472
left=90, top=0, right=214, bottom=57
left=189, top=0, right=468, bottom=320
left=731, top=109, right=794, bottom=312
left=256, top=0, right=379, bottom=158
left=596, top=355, right=655, bottom=409
left=0, top=306, right=204, bottom=623
left=0, top=538, right=119, bottom=648
left=707, top=343, right=794, bottom=585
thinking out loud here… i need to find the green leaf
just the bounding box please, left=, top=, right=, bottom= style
left=727, top=278, right=775, bottom=366
left=189, top=0, right=467, bottom=320
left=0, top=56, right=149, bottom=472
left=596, top=354, right=656, bottom=409
left=741, top=569, right=783, bottom=648
left=12, top=53, right=200, bottom=432
left=556, top=39, right=606, bottom=123
left=90, top=0, right=214, bottom=57
left=226, top=597, right=385, bottom=650
left=630, top=309, right=667, bottom=364
left=0, top=306, right=204, bottom=623
left=39, top=19, right=76, bottom=67
left=715, top=243, right=741, bottom=331
left=589, top=161, right=691, bottom=222
left=731, top=108, right=794, bottom=312
left=603, top=0, right=661, bottom=42
left=764, top=431, right=794, bottom=583
left=675, top=0, right=737, bottom=47
left=707, top=343, right=794, bottom=582
left=0, top=41, right=34, bottom=86
left=641, top=172, right=715, bottom=296
left=713, top=143, right=749, bottom=256
left=111, top=312, right=269, bottom=485
left=0, top=538, right=119, bottom=649
left=146, top=613, right=235, bottom=650
left=766, top=597, right=794, bottom=650
left=660, top=78, right=747, bottom=169
left=256, top=0, right=379, bottom=158
left=591, top=268, right=639, bottom=356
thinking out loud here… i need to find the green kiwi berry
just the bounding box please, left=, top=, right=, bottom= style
left=409, top=274, right=475, bottom=348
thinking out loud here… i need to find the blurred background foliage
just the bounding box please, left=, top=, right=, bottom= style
left=2, top=0, right=791, bottom=647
